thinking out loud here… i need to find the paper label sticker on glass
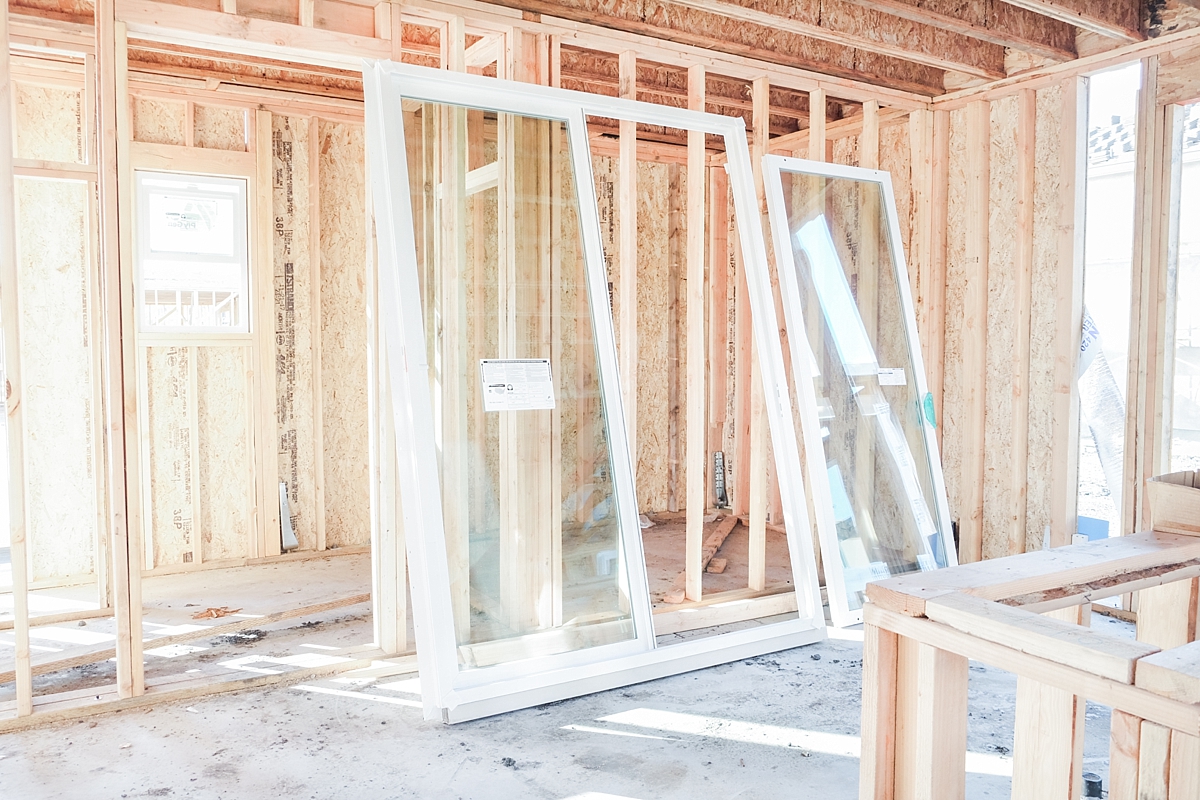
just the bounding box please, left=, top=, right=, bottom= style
left=878, top=367, right=907, bottom=386
left=480, top=359, right=556, bottom=412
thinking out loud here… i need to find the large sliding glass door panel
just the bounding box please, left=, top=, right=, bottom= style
left=367, top=62, right=824, bottom=723
left=763, top=156, right=955, bottom=627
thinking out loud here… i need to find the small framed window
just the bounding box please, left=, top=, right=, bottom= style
left=135, top=171, right=250, bottom=333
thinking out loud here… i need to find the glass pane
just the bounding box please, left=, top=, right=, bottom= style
left=1077, top=62, right=1141, bottom=540
left=777, top=170, right=948, bottom=612
left=1168, top=102, right=1200, bottom=472
left=402, top=101, right=635, bottom=669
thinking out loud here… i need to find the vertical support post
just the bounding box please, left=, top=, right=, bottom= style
left=908, top=107, right=933, bottom=346
left=748, top=75, right=768, bottom=593
left=893, top=637, right=969, bottom=800
left=707, top=164, right=729, bottom=509
left=1008, top=89, right=1036, bottom=556
left=96, top=5, right=144, bottom=698
left=255, top=109, right=281, bottom=559
left=808, top=88, right=826, bottom=163
left=309, top=114, right=327, bottom=552
left=1137, top=577, right=1198, bottom=649
left=186, top=347, right=202, bottom=564
left=618, top=50, right=638, bottom=464
left=1124, top=55, right=1162, bottom=539
left=855, top=99, right=879, bottom=550
left=684, top=64, right=706, bottom=602
left=861, top=100, right=879, bottom=170
left=299, top=0, right=314, bottom=27
left=0, top=0, right=32, bottom=717
left=1109, top=709, right=1143, bottom=800
left=929, top=109, right=950, bottom=449
left=959, top=99, right=990, bottom=564
left=1138, top=721, right=1171, bottom=799
left=1049, top=75, right=1086, bottom=549
left=1010, top=604, right=1087, bottom=799
left=859, top=622, right=899, bottom=800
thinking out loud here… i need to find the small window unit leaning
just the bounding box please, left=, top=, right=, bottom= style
left=365, top=60, right=825, bottom=723
left=761, top=156, right=957, bottom=628
left=134, top=171, right=250, bottom=334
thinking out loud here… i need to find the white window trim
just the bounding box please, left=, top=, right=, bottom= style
left=761, top=154, right=957, bottom=628
left=366, top=60, right=827, bottom=723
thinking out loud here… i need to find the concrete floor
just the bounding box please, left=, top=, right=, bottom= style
left=0, top=614, right=1130, bottom=800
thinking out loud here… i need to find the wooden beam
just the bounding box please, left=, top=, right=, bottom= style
left=748, top=75, right=768, bottom=594
left=299, top=0, right=314, bottom=27
left=684, top=63, right=706, bottom=603
left=254, top=109, right=281, bottom=560
left=841, top=0, right=1076, bottom=62
left=1109, top=708, right=1142, bottom=800
left=959, top=99, right=990, bottom=564
left=618, top=49, right=638, bottom=465
left=1008, top=89, right=1036, bottom=556
left=859, top=623, right=899, bottom=800
left=667, top=0, right=1006, bottom=79
left=860, top=99, right=879, bottom=169
left=929, top=108, right=950, bottom=449
left=1000, top=0, right=1142, bottom=43
left=706, top=163, right=729, bottom=508
left=893, top=636, right=969, bottom=799
left=1010, top=605, right=1087, bottom=799
left=1048, top=76, right=1086, bottom=549
left=309, top=115, right=326, bottom=552
left=807, top=87, right=826, bottom=163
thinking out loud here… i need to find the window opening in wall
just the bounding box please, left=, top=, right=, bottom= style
left=1077, top=62, right=1142, bottom=541
left=1165, top=103, right=1200, bottom=472
left=134, top=171, right=249, bottom=333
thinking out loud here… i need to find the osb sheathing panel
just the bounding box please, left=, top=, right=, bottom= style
left=319, top=119, right=371, bottom=547
left=831, top=134, right=859, bottom=168
left=197, top=346, right=253, bottom=561
left=1026, top=85, right=1065, bottom=553
left=981, top=94, right=1019, bottom=561
left=941, top=108, right=969, bottom=530
left=194, top=104, right=247, bottom=151
left=1157, top=42, right=1200, bottom=106
left=14, top=82, right=83, bottom=163
left=272, top=115, right=319, bottom=551
left=146, top=346, right=194, bottom=567
left=879, top=123, right=912, bottom=263
left=132, top=96, right=186, bottom=146
left=15, top=178, right=99, bottom=580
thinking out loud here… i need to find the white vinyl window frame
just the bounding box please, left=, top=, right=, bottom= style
left=133, top=170, right=251, bottom=335
left=762, top=155, right=957, bottom=628
left=365, top=60, right=826, bottom=723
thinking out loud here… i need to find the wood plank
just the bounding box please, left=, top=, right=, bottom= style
left=618, top=49, right=637, bottom=464
left=254, top=109, right=281, bottom=559
left=1136, top=640, right=1200, bottom=704
left=652, top=588, right=797, bottom=635
left=959, top=99, right=990, bottom=564
left=1010, top=605, right=1087, bottom=800
left=859, top=622, right=898, bottom=800
left=706, top=163, right=729, bottom=506
left=748, top=75, right=768, bottom=589
left=309, top=114, right=326, bottom=552
left=867, top=530, right=1200, bottom=616
left=807, top=87, right=826, bottom=163
left=684, top=63, right=706, bottom=603
left=1110, top=709, right=1143, bottom=800
left=861, top=100, right=880, bottom=169
left=893, top=637, right=968, bottom=800
left=927, top=108, right=949, bottom=448
left=1137, top=578, right=1198, bottom=650
left=1169, top=731, right=1200, bottom=800
left=667, top=0, right=1006, bottom=78
left=1049, top=75, right=1086, bottom=549
left=1008, top=88, right=1036, bottom=556
left=839, top=0, right=1076, bottom=62
left=924, top=593, right=1159, bottom=683
left=1139, top=721, right=1172, bottom=800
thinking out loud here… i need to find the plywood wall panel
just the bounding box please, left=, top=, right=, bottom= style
left=272, top=115, right=318, bottom=551
left=145, top=346, right=194, bottom=568
left=318, top=120, right=371, bottom=548
left=14, top=82, right=83, bottom=163
left=831, top=134, right=859, bottom=168
left=982, top=94, right=1019, bottom=561
left=942, top=108, right=969, bottom=532
left=194, top=104, right=247, bottom=151
left=15, top=178, right=99, bottom=580
left=1026, top=85, right=1066, bottom=553
left=132, top=96, right=186, bottom=146
left=880, top=123, right=912, bottom=262
left=197, top=346, right=253, bottom=561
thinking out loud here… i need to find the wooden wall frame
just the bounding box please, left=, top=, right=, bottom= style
left=366, top=60, right=825, bottom=723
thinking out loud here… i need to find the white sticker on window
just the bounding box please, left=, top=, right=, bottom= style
left=878, top=367, right=907, bottom=386
left=480, top=359, right=556, bottom=412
